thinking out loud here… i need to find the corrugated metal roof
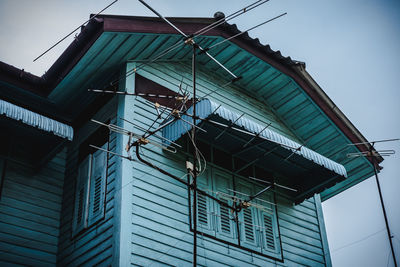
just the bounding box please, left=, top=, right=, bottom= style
left=0, top=14, right=375, bottom=200
left=163, top=99, right=347, bottom=178
left=0, top=99, right=73, bottom=140
left=47, top=29, right=372, bottom=201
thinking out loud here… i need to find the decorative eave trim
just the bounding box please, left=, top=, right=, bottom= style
left=0, top=99, right=73, bottom=140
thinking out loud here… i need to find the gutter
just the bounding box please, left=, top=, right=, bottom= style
left=0, top=17, right=104, bottom=97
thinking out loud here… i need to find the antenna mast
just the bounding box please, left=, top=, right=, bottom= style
left=348, top=138, right=399, bottom=267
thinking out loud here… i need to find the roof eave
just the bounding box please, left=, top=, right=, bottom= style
left=42, top=17, right=105, bottom=93
left=291, top=64, right=383, bottom=164
left=1, top=14, right=380, bottom=165
left=0, top=61, right=46, bottom=96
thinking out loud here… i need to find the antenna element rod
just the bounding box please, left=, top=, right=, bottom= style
left=33, top=0, right=118, bottom=62
left=207, top=12, right=287, bottom=51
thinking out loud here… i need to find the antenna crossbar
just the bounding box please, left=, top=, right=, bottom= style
left=248, top=176, right=297, bottom=192
left=138, top=0, right=238, bottom=79
left=242, top=123, right=272, bottom=148
left=197, top=116, right=298, bottom=150
left=90, top=0, right=272, bottom=92
left=347, top=138, right=399, bottom=146
left=205, top=13, right=287, bottom=52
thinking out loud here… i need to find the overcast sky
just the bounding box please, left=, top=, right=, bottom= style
left=0, top=0, right=399, bottom=266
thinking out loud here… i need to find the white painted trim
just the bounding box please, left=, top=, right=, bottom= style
left=113, top=62, right=136, bottom=266
left=0, top=99, right=73, bottom=140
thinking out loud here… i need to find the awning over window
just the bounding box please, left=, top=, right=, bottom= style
left=0, top=99, right=73, bottom=140
left=162, top=99, right=347, bottom=203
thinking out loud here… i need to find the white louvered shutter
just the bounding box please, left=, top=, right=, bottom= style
left=72, top=155, right=91, bottom=235
left=88, top=143, right=107, bottom=226
left=256, top=193, right=281, bottom=256
left=252, top=181, right=281, bottom=257
left=237, top=179, right=259, bottom=250
left=214, top=169, right=235, bottom=241
left=194, top=168, right=214, bottom=235
left=261, top=212, right=276, bottom=251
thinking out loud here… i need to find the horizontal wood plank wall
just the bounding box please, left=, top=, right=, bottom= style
left=57, top=97, right=118, bottom=266
left=127, top=62, right=327, bottom=266
left=0, top=148, right=66, bottom=266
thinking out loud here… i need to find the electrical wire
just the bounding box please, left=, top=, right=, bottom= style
left=330, top=228, right=386, bottom=255
left=184, top=118, right=207, bottom=176
left=141, top=102, right=170, bottom=138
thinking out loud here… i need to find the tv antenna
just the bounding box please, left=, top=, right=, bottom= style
left=85, top=0, right=287, bottom=264
left=88, top=0, right=286, bottom=95
left=347, top=138, right=399, bottom=267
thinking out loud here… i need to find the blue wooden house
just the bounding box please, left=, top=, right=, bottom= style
left=0, top=13, right=381, bottom=266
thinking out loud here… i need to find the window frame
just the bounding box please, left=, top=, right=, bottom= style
left=187, top=139, right=283, bottom=261
left=72, top=131, right=109, bottom=238
left=72, top=155, right=91, bottom=236
left=87, top=143, right=108, bottom=227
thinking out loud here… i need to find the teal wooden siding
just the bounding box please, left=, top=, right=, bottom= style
left=56, top=97, right=118, bottom=266
left=52, top=30, right=373, bottom=201
left=0, top=149, right=66, bottom=266
left=123, top=61, right=331, bottom=266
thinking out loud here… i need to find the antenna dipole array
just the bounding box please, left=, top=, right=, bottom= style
left=84, top=0, right=288, bottom=265
left=37, top=0, right=398, bottom=264
left=88, top=0, right=285, bottom=95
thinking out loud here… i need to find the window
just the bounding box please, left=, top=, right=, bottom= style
left=72, top=128, right=108, bottom=237
left=236, top=178, right=280, bottom=256
left=189, top=141, right=282, bottom=260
